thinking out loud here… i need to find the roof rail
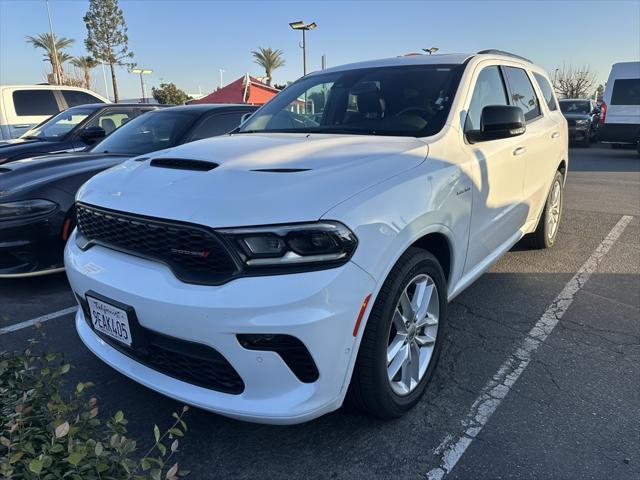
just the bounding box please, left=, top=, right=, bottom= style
left=477, top=49, right=532, bottom=63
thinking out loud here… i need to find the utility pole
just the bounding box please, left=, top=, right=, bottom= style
left=44, top=0, right=61, bottom=84
left=101, top=63, right=109, bottom=100
left=219, top=69, right=225, bottom=89
left=321, top=54, right=326, bottom=70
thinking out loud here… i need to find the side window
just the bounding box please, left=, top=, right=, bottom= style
left=188, top=112, right=245, bottom=141
left=503, top=67, right=542, bottom=121
left=465, top=66, right=508, bottom=132
left=533, top=72, right=558, bottom=111
left=12, top=90, right=59, bottom=116
left=85, top=109, right=135, bottom=135
left=62, top=90, right=104, bottom=107
left=611, top=79, right=640, bottom=105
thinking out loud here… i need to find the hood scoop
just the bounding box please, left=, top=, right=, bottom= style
left=150, top=158, right=218, bottom=171
left=250, top=168, right=311, bottom=173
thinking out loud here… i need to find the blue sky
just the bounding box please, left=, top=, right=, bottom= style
left=1, top=0, right=638, bottom=100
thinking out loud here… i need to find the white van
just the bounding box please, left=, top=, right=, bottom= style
left=0, top=85, right=109, bottom=140
left=599, top=62, right=640, bottom=152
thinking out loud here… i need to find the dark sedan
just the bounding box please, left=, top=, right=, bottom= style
left=559, top=99, right=600, bottom=147
left=0, top=103, right=159, bottom=164
left=0, top=103, right=257, bottom=277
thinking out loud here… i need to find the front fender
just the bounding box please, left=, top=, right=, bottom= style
left=322, top=159, right=472, bottom=301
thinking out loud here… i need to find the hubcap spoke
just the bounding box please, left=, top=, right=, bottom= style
left=387, top=334, right=406, bottom=364
left=387, top=343, right=409, bottom=381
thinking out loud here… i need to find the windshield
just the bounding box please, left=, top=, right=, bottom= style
left=559, top=101, right=591, bottom=114
left=21, top=106, right=95, bottom=140
left=239, top=64, right=463, bottom=137
left=90, top=110, right=199, bottom=155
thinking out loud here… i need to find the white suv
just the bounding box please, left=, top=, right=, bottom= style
left=65, top=51, right=568, bottom=424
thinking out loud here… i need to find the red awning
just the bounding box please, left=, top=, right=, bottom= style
left=193, top=75, right=280, bottom=105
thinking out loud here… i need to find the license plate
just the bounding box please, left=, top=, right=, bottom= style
left=87, top=295, right=133, bottom=347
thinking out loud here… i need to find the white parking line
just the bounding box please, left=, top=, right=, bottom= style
left=0, top=306, right=77, bottom=336
left=427, top=214, right=634, bottom=480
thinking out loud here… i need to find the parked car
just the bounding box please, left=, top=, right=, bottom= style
left=559, top=99, right=599, bottom=146
left=64, top=50, right=567, bottom=424
left=598, top=61, right=640, bottom=154
left=0, top=84, right=109, bottom=140
left=0, top=104, right=257, bottom=277
left=0, top=103, right=159, bottom=164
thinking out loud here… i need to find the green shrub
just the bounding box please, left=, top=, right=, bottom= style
left=0, top=339, right=190, bottom=479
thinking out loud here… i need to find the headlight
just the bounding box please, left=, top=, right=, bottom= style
left=219, top=222, right=358, bottom=269
left=574, top=119, right=589, bottom=126
left=0, top=199, right=57, bottom=221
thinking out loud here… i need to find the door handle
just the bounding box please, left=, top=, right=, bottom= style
left=513, top=146, right=527, bottom=156
left=551, top=132, right=560, bottom=139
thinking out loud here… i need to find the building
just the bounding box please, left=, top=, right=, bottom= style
left=192, top=74, right=280, bottom=105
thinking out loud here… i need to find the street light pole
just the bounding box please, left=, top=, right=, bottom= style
left=44, top=0, right=61, bottom=84
left=219, top=69, right=225, bottom=89
left=131, top=68, right=153, bottom=103
left=289, top=20, right=317, bottom=77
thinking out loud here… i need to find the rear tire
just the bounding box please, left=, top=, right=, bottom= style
left=524, top=171, right=564, bottom=249
left=348, top=248, right=447, bottom=419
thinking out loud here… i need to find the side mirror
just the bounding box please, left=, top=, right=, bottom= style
left=467, top=105, right=526, bottom=143
left=79, top=126, right=106, bottom=144
left=240, top=112, right=253, bottom=125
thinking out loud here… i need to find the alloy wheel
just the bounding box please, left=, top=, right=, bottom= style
left=387, top=273, right=440, bottom=396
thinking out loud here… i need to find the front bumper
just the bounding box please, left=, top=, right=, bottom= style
left=65, top=230, right=376, bottom=424
left=567, top=126, right=589, bottom=141
left=597, top=123, right=640, bottom=144
left=0, top=210, right=66, bottom=277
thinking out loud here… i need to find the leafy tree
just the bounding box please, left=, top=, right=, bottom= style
left=83, top=0, right=134, bottom=102
left=251, top=47, right=285, bottom=86
left=25, top=32, right=75, bottom=84
left=553, top=64, right=597, bottom=99
left=71, top=56, right=98, bottom=89
left=152, top=83, right=191, bottom=105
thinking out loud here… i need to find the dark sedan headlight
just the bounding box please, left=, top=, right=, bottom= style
left=219, top=222, right=358, bottom=269
left=0, top=199, right=58, bottom=221
left=574, top=119, right=589, bottom=126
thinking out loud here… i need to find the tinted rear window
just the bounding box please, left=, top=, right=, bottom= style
left=62, top=90, right=104, bottom=107
left=503, top=67, right=542, bottom=121
left=533, top=72, right=558, bottom=111
left=611, top=79, right=640, bottom=105
left=12, top=90, right=59, bottom=116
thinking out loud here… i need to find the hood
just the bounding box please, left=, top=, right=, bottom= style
left=0, top=138, right=69, bottom=164
left=0, top=153, right=132, bottom=199
left=77, top=133, right=429, bottom=227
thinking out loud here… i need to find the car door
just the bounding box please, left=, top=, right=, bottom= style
left=508, top=68, right=562, bottom=228
left=461, top=64, right=527, bottom=274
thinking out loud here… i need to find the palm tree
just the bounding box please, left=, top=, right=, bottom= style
left=71, top=56, right=98, bottom=89
left=25, top=32, right=75, bottom=84
left=251, top=47, right=285, bottom=86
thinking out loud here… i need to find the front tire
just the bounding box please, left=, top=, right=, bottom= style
left=348, top=248, right=447, bottom=418
left=525, top=170, right=564, bottom=249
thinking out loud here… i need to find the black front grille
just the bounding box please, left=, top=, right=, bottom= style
left=76, top=204, right=238, bottom=285
left=76, top=294, right=244, bottom=393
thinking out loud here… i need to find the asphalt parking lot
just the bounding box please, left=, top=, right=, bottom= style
left=1, top=143, right=638, bottom=479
